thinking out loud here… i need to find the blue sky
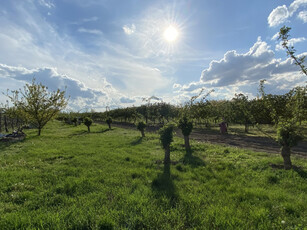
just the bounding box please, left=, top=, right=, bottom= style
left=0, top=0, right=306, bottom=111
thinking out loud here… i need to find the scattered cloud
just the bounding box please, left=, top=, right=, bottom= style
left=38, top=0, right=55, bottom=9
left=0, top=64, right=140, bottom=111
left=174, top=37, right=306, bottom=99
left=268, top=0, right=307, bottom=27
left=77, top=27, right=103, bottom=35
left=298, top=10, right=307, bottom=22
left=123, top=24, right=136, bottom=35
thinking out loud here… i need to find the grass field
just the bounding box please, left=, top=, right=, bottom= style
left=0, top=121, right=307, bottom=229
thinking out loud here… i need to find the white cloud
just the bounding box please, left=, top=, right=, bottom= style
left=38, top=0, right=55, bottom=9
left=123, top=24, right=136, bottom=35
left=174, top=37, right=306, bottom=99
left=271, top=32, right=280, bottom=40
left=268, top=0, right=307, bottom=27
left=0, top=64, right=146, bottom=111
left=275, top=37, right=306, bottom=50
left=268, top=5, right=289, bottom=27
left=77, top=27, right=103, bottom=35
left=298, top=10, right=307, bottom=22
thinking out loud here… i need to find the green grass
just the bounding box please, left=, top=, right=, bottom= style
left=0, top=121, right=307, bottom=229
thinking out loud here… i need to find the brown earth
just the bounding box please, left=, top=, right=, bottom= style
left=110, top=121, right=307, bottom=157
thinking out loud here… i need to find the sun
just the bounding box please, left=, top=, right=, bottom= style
left=163, top=25, right=179, bottom=42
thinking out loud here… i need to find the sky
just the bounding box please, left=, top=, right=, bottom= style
left=0, top=0, right=306, bottom=111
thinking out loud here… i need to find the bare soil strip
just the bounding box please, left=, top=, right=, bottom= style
left=110, top=121, right=307, bottom=157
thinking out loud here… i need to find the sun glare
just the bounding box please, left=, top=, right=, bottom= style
left=163, top=25, right=179, bottom=42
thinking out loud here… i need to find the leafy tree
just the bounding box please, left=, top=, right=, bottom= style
left=84, top=117, right=92, bottom=132
left=159, top=124, right=175, bottom=165
left=277, top=123, right=302, bottom=170
left=106, top=117, right=112, bottom=129
left=137, top=121, right=146, bottom=137
left=7, top=79, right=68, bottom=136
left=178, top=116, right=193, bottom=153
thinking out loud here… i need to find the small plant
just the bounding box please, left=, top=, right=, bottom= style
left=276, top=122, right=302, bottom=170
left=137, top=121, right=146, bottom=137
left=106, top=117, right=112, bottom=129
left=159, top=124, right=175, bottom=165
left=84, top=117, right=92, bottom=132
left=178, top=116, right=193, bottom=153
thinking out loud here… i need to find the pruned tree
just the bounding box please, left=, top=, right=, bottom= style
left=277, top=123, right=302, bottom=169
left=84, top=117, right=92, bottom=132
left=106, top=117, right=112, bottom=129
left=159, top=124, right=175, bottom=165
left=137, top=121, right=146, bottom=137
left=178, top=116, right=193, bottom=153
left=7, top=79, right=68, bottom=136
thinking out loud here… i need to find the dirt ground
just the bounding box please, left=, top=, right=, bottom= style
left=110, top=122, right=307, bottom=157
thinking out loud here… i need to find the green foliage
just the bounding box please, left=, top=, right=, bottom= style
left=6, top=79, right=68, bottom=135
left=159, top=123, right=175, bottom=149
left=136, top=121, right=146, bottom=132
left=277, top=123, right=302, bottom=147
left=178, top=116, right=193, bottom=136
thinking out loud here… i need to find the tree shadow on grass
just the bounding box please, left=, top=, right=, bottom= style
left=69, top=128, right=111, bottom=137
left=270, top=163, right=307, bottom=179
left=130, top=137, right=143, bottom=146
left=152, top=163, right=178, bottom=205
left=180, top=150, right=206, bottom=168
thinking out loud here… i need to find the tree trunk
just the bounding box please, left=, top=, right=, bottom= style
left=4, top=115, right=8, bottom=132
left=38, top=128, right=41, bottom=136
left=108, top=123, right=111, bottom=129
left=244, top=123, right=248, bottom=133
left=141, top=130, right=145, bottom=137
left=0, top=111, right=2, bottom=133
left=281, top=145, right=292, bottom=170
left=87, top=126, right=90, bottom=132
left=164, top=145, right=170, bottom=165
left=184, top=135, right=191, bottom=153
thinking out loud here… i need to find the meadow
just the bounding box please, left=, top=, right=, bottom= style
left=0, top=121, right=306, bottom=229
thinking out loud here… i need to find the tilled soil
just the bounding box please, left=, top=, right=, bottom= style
left=110, top=121, right=307, bottom=157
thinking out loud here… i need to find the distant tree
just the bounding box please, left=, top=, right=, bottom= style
left=106, top=117, right=112, bottom=129
left=159, top=124, right=175, bottom=165
left=232, top=94, right=253, bottom=132
left=84, top=117, right=92, bottom=132
left=7, top=79, right=68, bottom=136
left=178, top=116, right=193, bottom=153
left=137, top=121, right=146, bottom=137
